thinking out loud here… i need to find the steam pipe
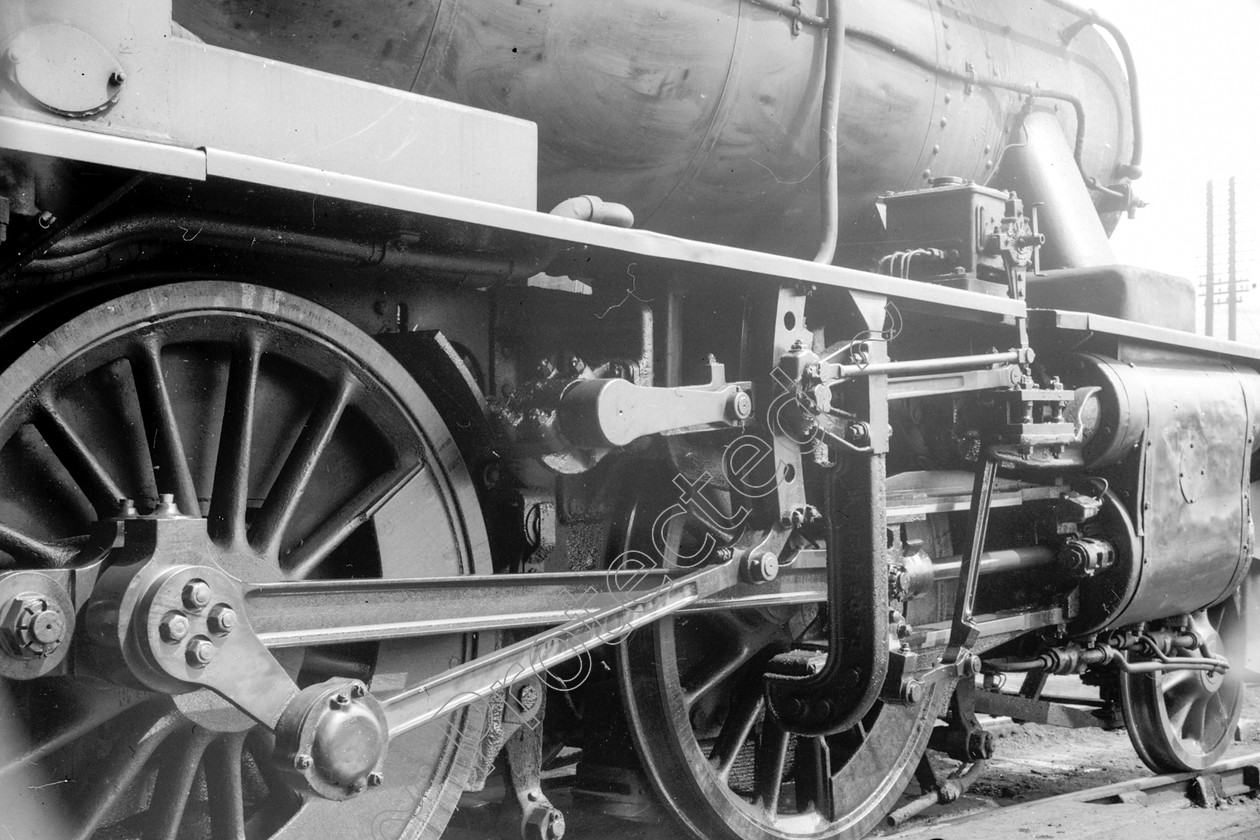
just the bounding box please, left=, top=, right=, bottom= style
left=746, top=0, right=827, bottom=29
left=845, top=29, right=1088, bottom=168
left=24, top=213, right=533, bottom=281
left=743, top=5, right=1097, bottom=174
left=1042, top=0, right=1143, bottom=179
left=812, top=0, right=845, bottom=264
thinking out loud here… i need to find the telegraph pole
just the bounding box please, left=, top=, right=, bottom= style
left=1228, top=175, right=1237, bottom=341
left=1206, top=179, right=1214, bottom=336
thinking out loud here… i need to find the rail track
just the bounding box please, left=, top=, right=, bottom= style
left=886, top=751, right=1260, bottom=840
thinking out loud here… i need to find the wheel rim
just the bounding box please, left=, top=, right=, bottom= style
left=1119, top=598, right=1245, bottom=773
left=617, top=611, right=949, bottom=840
left=0, top=282, right=489, bottom=840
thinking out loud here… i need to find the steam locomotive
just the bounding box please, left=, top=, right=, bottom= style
left=0, top=1, right=1255, bottom=839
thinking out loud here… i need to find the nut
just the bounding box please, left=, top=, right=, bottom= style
left=330, top=692, right=350, bottom=710
left=186, top=638, right=217, bottom=667
left=6, top=596, right=68, bottom=657
left=366, top=771, right=384, bottom=787
left=159, top=612, right=190, bottom=643
left=182, top=580, right=211, bottom=611
left=207, top=605, right=237, bottom=635
left=294, top=753, right=313, bottom=770
left=517, top=683, right=541, bottom=713
left=524, top=807, right=566, bottom=840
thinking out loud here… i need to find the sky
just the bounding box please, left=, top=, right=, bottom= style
left=1090, top=0, right=1260, bottom=340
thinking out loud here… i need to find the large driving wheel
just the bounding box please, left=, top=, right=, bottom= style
left=0, top=283, right=489, bottom=839
left=1119, top=597, right=1245, bottom=773
left=611, top=489, right=949, bottom=840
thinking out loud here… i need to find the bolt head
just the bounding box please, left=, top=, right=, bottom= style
left=182, top=580, right=211, bottom=611
left=207, top=605, right=237, bottom=635
left=366, top=771, right=384, bottom=787
left=524, top=808, right=566, bottom=840
left=902, top=679, right=924, bottom=705
left=330, top=692, right=350, bottom=710
left=517, top=683, right=540, bottom=712
left=159, top=612, right=191, bottom=643
left=732, top=391, right=753, bottom=420
left=294, top=753, right=313, bottom=770
left=350, top=682, right=367, bottom=698
left=186, top=639, right=216, bottom=667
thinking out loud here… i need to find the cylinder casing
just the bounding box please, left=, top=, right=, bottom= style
left=1069, top=355, right=1260, bottom=634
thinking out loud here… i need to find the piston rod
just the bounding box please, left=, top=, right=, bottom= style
left=932, top=546, right=1056, bottom=581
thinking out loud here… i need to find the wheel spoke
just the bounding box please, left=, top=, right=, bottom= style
left=1, top=688, right=150, bottom=774
left=795, top=735, right=833, bottom=818
left=205, top=732, right=248, bottom=840
left=209, top=338, right=263, bottom=548
left=0, top=521, right=75, bottom=567
left=684, top=614, right=789, bottom=709
left=1183, top=696, right=1209, bottom=742
left=73, top=710, right=186, bottom=840
left=33, top=404, right=124, bottom=515
left=133, top=340, right=199, bottom=517
left=1166, top=686, right=1197, bottom=733
left=249, top=375, right=357, bottom=560
left=283, top=462, right=424, bottom=580
left=245, top=728, right=302, bottom=826
left=710, top=686, right=765, bottom=783
left=148, top=726, right=215, bottom=840
left=1160, top=668, right=1196, bottom=692
left=754, top=719, right=791, bottom=813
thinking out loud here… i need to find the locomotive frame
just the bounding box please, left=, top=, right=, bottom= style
left=1, top=1, right=1259, bottom=839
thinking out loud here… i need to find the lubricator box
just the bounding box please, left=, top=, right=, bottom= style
left=881, top=180, right=1022, bottom=293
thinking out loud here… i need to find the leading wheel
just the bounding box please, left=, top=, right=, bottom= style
left=0, top=282, right=489, bottom=839
left=1119, top=597, right=1245, bottom=773
left=612, top=489, right=949, bottom=840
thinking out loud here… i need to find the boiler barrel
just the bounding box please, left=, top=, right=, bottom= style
left=175, top=0, right=1133, bottom=265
